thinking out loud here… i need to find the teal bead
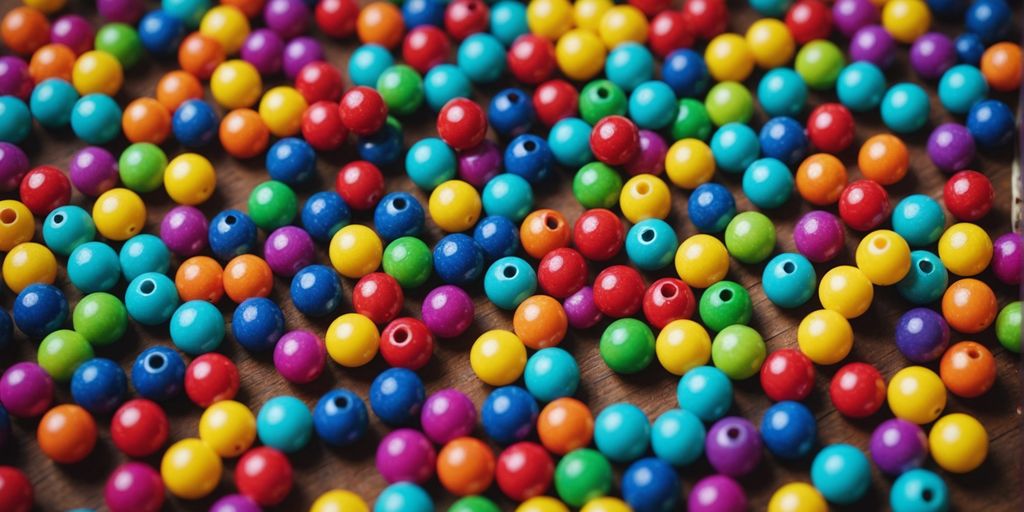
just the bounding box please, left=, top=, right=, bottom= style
left=382, top=236, right=433, bottom=288
left=836, top=62, right=887, bottom=112
left=349, top=44, right=394, bottom=87
left=742, top=158, right=794, bottom=209
left=698, top=281, right=752, bottom=332
left=594, top=403, right=650, bottom=463
left=761, top=253, right=816, bottom=308
left=938, top=64, right=988, bottom=115
left=892, top=194, right=946, bottom=247
left=71, top=94, right=122, bottom=144
left=0, top=95, right=31, bottom=143
left=423, top=64, right=471, bottom=112
left=43, top=205, right=95, bottom=256
left=628, top=81, right=677, bottom=130
left=68, top=241, right=121, bottom=293
left=524, top=347, right=579, bottom=402
left=625, top=218, right=677, bottom=271
left=29, top=78, right=79, bottom=129
left=548, top=117, right=594, bottom=168
left=406, top=138, right=457, bottom=190
left=489, top=0, right=528, bottom=46
left=890, top=469, right=948, bottom=512
left=169, top=300, right=225, bottom=355
left=482, top=173, right=534, bottom=221
left=881, top=83, right=930, bottom=134
left=710, top=123, right=760, bottom=174
left=724, top=211, right=776, bottom=263
left=605, top=42, right=653, bottom=92
left=483, top=256, right=536, bottom=310
left=457, top=33, right=506, bottom=84
left=119, top=234, right=171, bottom=281
left=599, top=318, right=655, bottom=374
left=897, top=250, right=948, bottom=305
left=811, top=444, right=871, bottom=505
left=757, top=68, right=807, bottom=118
left=124, top=272, right=180, bottom=326
left=651, top=408, right=705, bottom=466
left=375, top=482, right=434, bottom=512
left=676, top=365, right=733, bottom=422
left=256, top=395, right=313, bottom=453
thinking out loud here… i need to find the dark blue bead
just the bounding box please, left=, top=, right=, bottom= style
left=760, top=400, right=817, bottom=459
left=966, top=99, right=1015, bottom=148
left=473, top=215, right=520, bottom=260
left=402, top=0, right=445, bottom=27
left=662, top=49, right=710, bottom=97
left=131, top=346, right=186, bottom=402
left=171, top=99, right=218, bottom=147
left=314, top=388, right=370, bottom=447
left=357, top=122, right=403, bottom=166
left=964, top=0, right=1011, bottom=43
left=374, top=192, right=425, bottom=242
left=13, top=284, right=68, bottom=340
left=232, top=297, right=285, bottom=352
left=0, top=307, right=12, bottom=352
left=266, top=137, right=317, bottom=185
left=433, top=233, right=486, bottom=285
left=926, top=0, right=966, bottom=18
left=302, top=191, right=351, bottom=243
left=71, top=358, right=127, bottom=414
left=895, top=307, right=950, bottom=363
left=488, top=88, right=535, bottom=136
left=688, top=183, right=736, bottom=233
left=209, top=209, right=258, bottom=261
left=758, top=116, right=807, bottom=166
left=622, top=457, right=681, bottom=512
left=0, top=404, right=9, bottom=449
left=481, top=385, right=538, bottom=445
left=504, top=134, right=554, bottom=184
left=138, top=10, right=185, bottom=56
left=954, top=33, right=985, bottom=65
left=290, top=265, right=343, bottom=317
left=369, top=368, right=426, bottom=426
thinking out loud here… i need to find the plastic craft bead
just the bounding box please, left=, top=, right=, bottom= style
left=928, top=413, right=987, bottom=473
left=160, top=438, right=222, bottom=500
left=524, top=347, right=579, bottom=402
left=325, top=313, right=379, bottom=367
left=888, top=366, right=946, bottom=425
left=198, top=400, right=255, bottom=457
left=380, top=317, right=434, bottom=370
left=105, top=462, right=165, bottom=512
left=796, top=153, right=847, bottom=206
left=767, top=483, right=827, bottom=512
left=891, top=194, right=945, bottom=246
left=482, top=385, right=538, bottom=445
left=890, top=469, right=948, bottom=512
left=68, top=241, right=120, bottom=293
left=944, top=170, right=993, bottom=221
left=643, top=278, right=696, bottom=330
left=688, top=475, right=746, bottom=512
left=37, top=329, right=93, bottom=382
left=70, top=357, right=127, bottom=414
left=131, top=346, right=186, bottom=402
left=928, top=124, right=975, bottom=173
left=436, top=437, right=495, bottom=497
left=869, top=418, right=929, bottom=475
left=761, top=401, right=816, bottom=459
left=37, top=404, right=96, bottom=464
left=940, top=341, right=996, bottom=398
left=760, top=349, right=816, bottom=402
left=810, top=444, right=871, bottom=505
left=0, top=362, right=54, bottom=417
left=93, top=188, right=147, bottom=241
left=996, top=302, right=1022, bottom=353
left=797, top=309, right=853, bottom=365
left=705, top=416, right=762, bottom=476
left=485, top=256, right=537, bottom=310
left=376, top=428, right=436, bottom=485
left=471, top=330, right=527, bottom=386
left=13, top=283, right=67, bottom=340
left=592, top=403, right=650, bottom=463
left=536, top=398, right=593, bottom=456
left=758, top=68, right=808, bottom=118
left=724, top=211, right=776, bottom=264
left=369, top=368, right=426, bottom=427
left=431, top=234, right=482, bottom=286
left=830, top=362, right=886, bottom=418
left=688, top=183, right=735, bottom=233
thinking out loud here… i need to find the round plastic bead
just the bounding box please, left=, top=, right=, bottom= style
left=325, top=313, right=379, bottom=367
left=537, top=398, right=593, bottom=455
left=819, top=266, right=874, bottom=319
left=944, top=170, right=993, bottom=221
left=313, top=388, right=368, bottom=448
left=811, top=444, right=871, bottom=505
left=938, top=222, right=992, bottom=276
left=890, top=469, right=948, bottom=512
left=553, top=449, right=612, bottom=507
left=870, top=418, right=929, bottom=475
left=484, top=256, right=537, bottom=310
left=124, top=272, right=179, bottom=326
left=762, top=253, right=816, bottom=309
left=688, top=183, right=735, bottom=233
left=0, top=362, right=53, bottom=418
left=184, top=353, right=239, bottom=407
left=421, top=284, right=474, bottom=338
left=705, top=83, right=754, bottom=127
left=705, top=416, right=762, bottom=476
left=437, top=437, right=496, bottom=497
left=758, top=68, right=807, bottom=118
left=709, top=123, right=758, bottom=173
left=198, top=400, right=256, bottom=457
left=891, top=194, right=945, bottom=246
left=966, top=99, right=1015, bottom=148
left=256, top=395, right=312, bottom=454
left=599, top=318, right=655, bottom=374
left=797, top=309, right=853, bottom=365
left=760, top=401, right=816, bottom=459
left=724, top=211, right=776, bottom=264
left=37, top=329, right=93, bottom=382
left=996, top=302, right=1022, bottom=353
left=496, top=441, right=554, bottom=502
left=376, top=428, right=437, bottom=485
left=594, top=403, right=650, bottom=463
left=104, top=462, right=165, bottom=512
left=674, top=234, right=729, bottom=289
left=688, top=475, right=746, bottom=512
left=37, top=404, right=96, bottom=464
left=369, top=368, right=426, bottom=427
left=898, top=250, right=948, bottom=305
left=837, top=61, right=886, bottom=112
left=881, top=83, right=930, bottom=133
left=131, top=346, right=186, bottom=402
left=470, top=330, right=527, bottom=386
left=13, top=283, right=67, bottom=340
left=70, top=357, right=127, bottom=414
left=888, top=366, right=946, bottom=424
left=940, top=341, right=996, bottom=398
left=524, top=347, right=579, bottom=402
left=482, top=385, right=538, bottom=445
left=381, top=236, right=432, bottom=288
left=767, top=483, right=827, bottom=512
left=67, top=241, right=120, bottom=293
left=928, top=413, right=987, bottom=473
left=160, top=438, right=222, bottom=500
left=928, top=123, right=976, bottom=173
left=830, top=362, right=886, bottom=418
left=92, top=188, right=146, bottom=241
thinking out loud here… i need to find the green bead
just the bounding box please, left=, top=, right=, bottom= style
left=37, top=329, right=94, bottom=382
left=670, top=98, right=713, bottom=141
left=376, top=65, right=424, bottom=116
left=573, top=162, right=623, bottom=209
left=724, top=211, right=776, bottom=264
left=698, top=280, right=752, bottom=332
left=72, top=292, right=128, bottom=346
left=95, top=23, right=143, bottom=68
left=599, top=318, right=655, bottom=374
left=579, top=79, right=627, bottom=125
left=704, top=81, right=754, bottom=126
left=382, top=236, right=433, bottom=288
left=795, top=40, right=846, bottom=90
left=248, top=180, right=297, bottom=231
left=448, top=496, right=501, bottom=512
left=711, top=324, right=766, bottom=380
left=554, top=448, right=613, bottom=507
left=118, top=143, right=167, bottom=193
left=996, top=301, right=1021, bottom=354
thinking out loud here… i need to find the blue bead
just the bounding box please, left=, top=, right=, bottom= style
left=0, top=307, right=12, bottom=352
left=881, top=83, right=930, bottom=133
left=358, top=120, right=404, bottom=166
left=605, top=42, right=654, bottom=92
left=594, top=402, right=650, bottom=463
left=169, top=300, right=225, bottom=355
left=290, top=265, right=343, bottom=317
left=232, top=297, right=285, bottom=352
left=29, top=78, right=78, bottom=129
left=926, top=0, right=966, bottom=17
left=890, top=469, right=948, bottom=512
left=423, top=64, right=471, bottom=112
left=457, top=33, right=506, bottom=84
left=172, top=99, right=218, bottom=147
left=13, top=284, right=68, bottom=339
left=266, top=137, right=316, bottom=185
left=124, top=272, right=179, bottom=326
left=130, top=346, right=186, bottom=401
left=301, top=192, right=350, bottom=243
left=482, top=174, right=534, bottom=222
left=68, top=241, right=121, bottom=293
left=897, top=250, right=948, bottom=305
left=43, top=205, right=95, bottom=256
left=811, top=444, right=871, bottom=504
left=762, top=253, right=816, bottom=308
left=954, top=33, right=985, bottom=65
left=314, top=388, right=369, bottom=447
left=688, top=183, right=736, bottom=233
left=138, top=10, right=185, bottom=55
left=757, top=68, right=807, bottom=118
left=349, top=44, right=395, bottom=87
left=743, top=158, right=794, bottom=209
left=621, top=457, right=681, bottom=512
left=651, top=408, right=705, bottom=466
left=70, top=357, right=127, bottom=414
left=966, top=99, right=1014, bottom=148
left=433, top=233, right=486, bottom=285
left=504, top=134, right=553, bottom=184
left=209, top=209, right=258, bottom=261
left=406, top=137, right=457, bottom=190
left=628, top=81, right=678, bottom=130
left=401, top=0, right=444, bottom=27
left=710, top=123, right=760, bottom=174
left=0, top=404, right=9, bottom=449
left=548, top=117, right=594, bottom=168
left=625, top=219, right=678, bottom=271
left=370, top=368, right=426, bottom=426
left=837, top=61, right=887, bottom=112
left=758, top=117, right=807, bottom=166
left=524, top=347, right=579, bottom=402
left=964, top=0, right=1011, bottom=43
left=892, top=194, right=946, bottom=247
left=162, top=0, right=209, bottom=27
left=484, top=256, right=537, bottom=310
left=489, top=0, right=529, bottom=46
left=760, top=400, right=816, bottom=459
left=70, top=94, right=121, bottom=144
left=937, top=64, right=988, bottom=115
left=375, top=483, right=433, bottom=512
left=374, top=192, right=425, bottom=242
left=0, top=96, right=31, bottom=143
left=676, top=365, right=732, bottom=422
left=662, top=49, right=710, bottom=97
left=488, top=88, right=535, bottom=137
left=481, top=385, right=539, bottom=445
left=473, top=215, right=520, bottom=260
left=257, top=395, right=313, bottom=453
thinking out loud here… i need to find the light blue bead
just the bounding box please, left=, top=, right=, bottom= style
left=119, top=234, right=171, bottom=281
left=605, top=42, right=654, bottom=93
left=811, top=444, right=871, bottom=505
left=651, top=408, right=705, bottom=466
left=836, top=62, right=887, bottom=112
left=890, top=469, right=949, bottom=512
left=489, top=0, right=528, bottom=46
left=67, top=241, right=120, bottom=293
left=892, top=194, right=946, bottom=246
left=937, top=64, right=988, bottom=115
left=71, top=94, right=122, bottom=144
left=524, top=347, right=579, bottom=402
left=594, top=402, right=650, bottom=463
left=423, top=64, right=471, bottom=112
left=169, top=300, right=224, bottom=355
left=628, top=81, right=677, bottom=130
left=484, top=256, right=536, bottom=310
left=349, top=44, right=395, bottom=87
left=743, top=158, right=794, bottom=209
left=124, top=272, right=179, bottom=326
left=625, top=219, right=678, bottom=271
left=0, top=96, right=31, bottom=143
left=676, top=365, right=732, bottom=422
left=897, top=250, right=948, bottom=305
left=482, top=173, right=534, bottom=221
left=710, top=123, right=760, bottom=174
left=548, top=117, right=594, bottom=168
left=43, top=205, right=95, bottom=256
left=762, top=253, right=816, bottom=308
left=757, top=68, right=807, bottom=118
left=375, top=483, right=434, bottom=512
left=29, top=78, right=79, bottom=129
left=457, top=33, right=506, bottom=83
left=406, top=137, right=457, bottom=190
left=257, top=395, right=313, bottom=454
left=881, top=83, right=930, bottom=133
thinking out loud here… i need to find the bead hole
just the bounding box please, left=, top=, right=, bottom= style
left=148, top=354, right=165, bottom=370
left=872, top=237, right=888, bottom=250
left=782, top=261, right=795, bottom=273
left=393, top=197, right=407, bottom=210
left=507, top=92, right=520, bottom=102
left=225, top=215, right=237, bottom=225
left=918, top=260, right=933, bottom=273
left=596, top=87, right=609, bottom=99
left=0, top=208, right=15, bottom=224
left=636, top=182, right=650, bottom=195
left=523, top=140, right=537, bottom=152
left=544, top=215, right=561, bottom=230
left=967, top=349, right=980, bottom=358
left=922, top=489, right=933, bottom=502
left=333, top=396, right=349, bottom=409
left=659, top=282, right=678, bottom=299
left=139, top=279, right=156, bottom=295
left=726, top=427, right=740, bottom=439
left=52, top=213, right=65, bottom=224
left=392, top=326, right=410, bottom=346
left=719, top=289, right=733, bottom=302
left=640, top=228, right=655, bottom=242
left=503, top=265, right=518, bottom=278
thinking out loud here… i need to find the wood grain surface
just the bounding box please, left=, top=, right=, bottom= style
left=1, top=0, right=1021, bottom=510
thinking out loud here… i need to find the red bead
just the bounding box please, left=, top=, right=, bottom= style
left=302, top=100, right=348, bottom=151
left=294, top=61, right=344, bottom=103
left=829, top=362, right=886, bottom=418
left=336, top=160, right=385, bottom=210
left=444, top=0, right=489, bottom=41
left=838, top=179, right=890, bottom=231
left=437, top=98, right=487, bottom=150
left=785, top=0, right=832, bottom=44
left=807, top=103, right=855, bottom=154
left=401, top=26, right=451, bottom=74
left=648, top=11, right=695, bottom=58
left=379, top=317, right=435, bottom=370
left=629, top=0, right=672, bottom=17
left=507, top=34, right=556, bottom=85
left=759, top=349, right=816, bottom=402
left=0, top=466, right=32, bottom=512
left=19, top=165, right=71, bottom=215
left=642, top=278, right=696, bottom=329
left=110, top=399, right=169, bottom=458
left=682, top=0, right=728, bottom=40
left=943, top=170, right=993, bottom=222
left=532, top=79, right=579, bottom=127
left=316, top=0, right=359, bottom=38
left=537, top=247, right=589, bottom=299
left=494, top=442, right=554, bottom=502
left=572, top=208, right=625, bottom=262
left=236, top=447, right=294, bottom=506
left=184, top=353, right=240, bottom=407
left=339, top=86, right=388, bottom=136
left=590, top=115, right=640, bottom=166
left=353, top=272, right=405, bottom=324
left=593, top=265, right=645, bottom=318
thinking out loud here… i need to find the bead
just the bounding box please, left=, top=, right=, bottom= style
left=380, top=317, right=434, bottom=370
left=761, top=401, right=816, bottom=459
left=881, top=0, right=930, bottom=43
left=810, top=444, right=871, bottom=505
left=131, top=346, right=186, bottom=401
left=677, top=365, right=732, bottom=421
left=325, top=313, right=379, bottom=367
left=837, top=61, right=887, bottom=112
left=711, top=325, right=766, bottom=380
left=767, top=483, right=826, bottom=512
left=376, top=429, right=436, bottom=484
left=300, top=192, right=349, bottom=243
left=430, top=234, right=482, bottom=286
left=553, top=448, right=611, bottom=507
left=256, top=395, right=312, bottom=454
left=795, top=40, right=846, bottom=90
left=830, top=362, right=885, bottom=418
left=549, top=117, right=595, bottom=168
left=13, top=283, right=67, bottom=339
left=236, top=447, right=293, bottom=506
left=198, top=400, right=256, bottom=457
left=819, top=265, right=873, bottom=319
left=980, top=42, right=1022, bottom=92
left=221, top=254, right=272, bottom=303
left=759, top=118, right=807, bottom=167
left=891, top=195, right=945, bottom=247
left=474, top=215, right=520, bottom=260
left=287, top=265, right=341, bottom=318
left=894, top=307, right=950, bottom=363
left=573, top=162, right=622, bottom=209
left=655, top=319, right=710, bottom=376
left=311, top=490, right=368, bottom=512
left=688, top=475, right=746, bottom=512
left=890, top=469, right=948, bottom=512
left=760, top=349, right=815, bottom=402
left=105, top=462, right=165, bottom=512
left=29, top=78, right=78, bottom=129
left=37, top=329, right=93, bottom=381
left=709, top=122, right=758, bottom=174
left=940, top=341, right=995, bottom=398
left=967, top=99, right=1014, bottom=148
left=92, top=188, right=147, bottom=241
left=938, top=222, right=992, bottom=277
left=944, top=170, right=993, bottom=221
left=184, top=353, right=239, bottom=408
left=0, top=96, right=30, bottom=144
left=793, top=210, right=845, bottom=263
left=429, top=180, right=481, bottom=233
left=159, top=205, right=208, bottom=257
left=762, top=253, right=816, bottom=308
left=0, top=142, right=29, bottom=192
left=20, top=165, right=71, bottom=216
left=437, top=437, right=495, bottom=496
left=0, top=362, right=53, bottom=417
left=699, top=281, right=752, bottom=332
left=855, top=229, right=910, bottom=285
left=273, top=330, right=326, bottom=384
left=376, top=483, right=433, bottom=512
left=870, top=418, right=928, bottom=475
left=724, top=211, right=776, bottom=264
left=471, top=330, right=527, bottom=385
left=374, top=192, right=425, bottom=242
left=928, top=123, right=975, bottom=173
left=758, top=68, right=807, bottom=118
left=524, top=347, right=579, bottom=402
left=881, top=82, right=930, bottom=133
left=37, top=404, right=96, bottom=463
left=421, top=284, right=473, bottom=338
left=928, top=413, right=987, bottom=473
left=688, top=183, right=735, bottom=233
left=71, top=357, right=127, bottom=414
left=513, top=295, right=567, bottom=350
left=996, top=301, right=1022, bottom=353
left=888, top=366, right=946, bottom=424
left=665, top=138, right=714, bottom=190
left=160, top=438, right=222, bottom=499
left=649, top=409, right=705, bottom=468
left=705, top=416, right=762, bottom=476
left=313, top=388, right=368, bottom=448
left=619, top=174, right=670, bottom=223
left=745, top=18, right=795, bottom=69
left=937, top=64, right=988, bottom=115
left=593, top=265, right=645, bottom=318
left=169, top=300, right=223, bottom=355
left=370, top=368, right=426, bottom=427
left=599, top=318, right=655, bottom=374
left=0, top=200, right=33, bottom=253
left=797, top=309, right=853, bottom=365
left=124, top=272, right=179, bottom=326
left=563, top=286, right=602, bottom=329
left=675, top=234, right=729, bottom=289
left=482, top=386, right=539, bottom=445
left=785, top=0, right=831, bottom=43
left=592, top=403, right=650, bottom=464
left=329, top=224, right=383, bottom=279
left=705, top=83, right=754, bottom=127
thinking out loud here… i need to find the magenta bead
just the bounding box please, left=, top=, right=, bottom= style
left=263, top=0, right=311, bottom=40
left=159, top=205, right=209, bottom=257
left=375, top=428, right=437, bottom=484
left=282, top=36, right=325, bottom=80
left=705, top=417, right=762, bottom=477
left=869, top=418, right=928, bottom=475
left=831, top=0, right=878, bottom=38
left=105, top=462, right=164, bottom=512
left=848, top=25, right=896, bottom=68
left=992, top=233, right=1022, bottom=285
left=688, top=475, right=748, bottom=512
left=97, top=0, right=144, bottom=23
left=273, top=330, right=326, bottom=384
left=242, top=29, right=285, bottom=75
left=909, top=32, right=956, bottom=80
left=458, top=140, right=503, bottom=187
left=0, top=362, right=54, bottom=417
left=210, top=494, right=263, bottom=512
left=0, top=142, right=29, bottom=192
left=624, top=130, right=667, bottom=176
left=264, top=226, right=315, bottom=276
left=421, top=285, right=474, bottom=338
left=51, top=15, right=94, bottom=54
left=69, top=146, right=119, bottom=197
left=926, top=123, right=975, bottom=173
left=793, top=210, right=845, bottom=263
left=0, top=56, right=32, bottom=100
left=421, top=388, right=477, bottom=444
left=563, top=285, right=603, bottom=329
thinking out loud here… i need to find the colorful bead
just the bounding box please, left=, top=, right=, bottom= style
left=482, top=385, right=538, bottom=445
left=644, top=278, right=696, bottom=330
left=705, top=416, right=762, bottom=476
left=198, top=399, right=256, bottom=457
left=553, top=448, right=612, bottom=507
left=160, top=438, right=222, bottom=500
left=996, top=301, right=1022, bottom=353
left=870, top=418, right=928, bottom=475
left=797, top=309, right=853, bottom=365
left=484, top=256, right=537, bottom=310
left=928, top=413, right=987, bottom=473
left=688, top=475, right=746, bottom=512
left=888, top=366, right=946, bottom=424
left=70, top=357, right=127, bottom=414
left=131, top=346, right=186, bottom=402
left=699, top=280, right=752, bottom=332
left=767, top=483, right=826, bottom=512
left=184, top=353, right=239, bottom=407
left=369, top=368, right=426, bottom=426
left=572, top=209, right=624, bottom=262
left=37, top=404, right=96, bottom=463
left=524, top=347, right=579, bottom=402
left=43, top=205, right=95, bottom=256
left=470, top=330, right=527, bottom=385
left=940, top=341, right=996, bottom=398
left=376, top=429, right=436, bottom=484
left=105, top=462, right=165, bottom=512
left=313, top=388, right=368, bottom=447
left=0, top=362, right=54, bottom=417
left=811, top=444, right=871, bottom=504
left=890, top=469, right=948, bottom=512
left=944, top=170, right=993, bottom=221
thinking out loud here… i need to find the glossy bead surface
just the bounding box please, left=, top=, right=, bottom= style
left=70, top=357, right=127, bottom=414
left=160, top=438, right=222, bottom=500
left=699, top=281, right=752, bottom=332
left=928, top=413, right=988, bottom=473
left=482, top=385, right=539, bottom=445
left=594, top=402, right=650, bottom=463
left=830, top=362, right=886, bottom=418
left=314, top=389, right=369, bottom=447
left=111, top=399, right=168, bottom=457
left=840, top=180, right=890, bottom=232
left=688, top=475, right=746, bottom=512
left=677, top=365, right=732, bottom=422
left=705, top=416, right=762, bottom=476
left=819, top=265, right=873, bottom=319
left=37, top=404, right=96, bottom=463
left=644, top=278, right=696, bottom=330
left=944, top=170, right=993, bottom=221
left=793, top=210, right=845, bottom=263
left=470, top=330, right=527, bottom=385
left=688, top=183, right=735, bottom=233
left=888, top=366, right=946, bottom=424
left=37, top=329, right=93, bottom=382
left=131, top=346, right=186, bottom=402
left=3, top=242, right=58, bottom=292
left=573, top=208, right=624, bottom=262
left=370, top=368, right=426, bottom=426
left=675, top=234, right=730, bottom=289
left=760, top=349, right=815, bottom=402
left=13, top=284, right=67, bottom=340
left=797, top=309, right=853, bottom=365
left=105, top=462, right=165, bottom=512
left=185, top=353, right=239, bottom=407
left=524, top=347, right=579, bottom=402
left=484, top=257, right=537, bottom=310
left=870, top=418, right=928, bottom=475
left=553, top=448, right=612, bottom=507
left=431, top=234, right=482, bottom=286
left=895, top=308, right=949, bottom=363
left=0, top=362, right=54, bottom=417
left=724, top=211, right=776, bottom=264
left=42, top=205, right=94, bottom=255
left=890, top=469, right=948, bottom=512
left=891, top=194, right=945, bottom=247
left=594, top=265, right=645, bottom=318
left=198, top=400, right=256, bottom=457
left=376, top=428, right=436, bottom=484
left=762, top=253, right=816, bottom=309
left=940, top=341, right=996, bottom=398
left=760, top=401, right=816, bottom=459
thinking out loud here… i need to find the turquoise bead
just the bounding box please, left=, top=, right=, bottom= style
left=42, top=205, right=95, bottom=256
left=811, top=444, right=871, bottom=505
left=119, top=234, right=171, bottom=281
left=548, top=117, right=594, bottom=168
left=483, top=256, right=536, bottom=310
left=124, top=272, right=180, bottom=326
left=676, top=365, right=733, bottom=422
left=743, top=158, right=794, bottom=209
left=836, top=62, right=886, bottom=112
left=891, top=194, right=946, bottom=247
left=881, top=83, right=930, bottom=134
left=29, top=78, right=79, bottom=129
left=423, top=64, right=471, bottom=112
left=489, top=0, right=528, bottom=46
left=71, top=94, right=122, bottom=144
left=897, top=250, right=948, bottom=305
left=605, top=42, right=654, bottom=92
left=711, top=123, right=760, bottom=174
left=761, top=253, right=816, bottom=308
left=457, top=33, right=506, bottom=84
left=757, top=68, right=807, bottom=118
left=169, top=300, right=225, bottom=355
left=594, top=403, right=650, bottom=463
left=375, top=482, right=434, bottom=512
left=651, top=408, right=705, bottom=466
left=67, top=241, right=121, bottom=293
left=0, top=96, right=31, bottom=143
left=890, top=469, right=948, bottom=512
left=256, top=395, right=313, bottom=454
left=524, top=347, right=579, bottom=402
left=938, top=64, right=988, bottom=115
left=482, top=173, right=534, bottom=221
left=406, top=138, right=456, bottom=190
left=348, top=44, right=395, bottom=87
left=628, top=80, right=677, bottom=130
left=625, top=218, right=678, bottom=271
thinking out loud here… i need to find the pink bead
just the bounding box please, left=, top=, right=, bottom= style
left=375, top=428, right=436, bottom=484
left=159, top=206, right=209, bottom=257
left=420, top=388, right=477, bottom=444
left=50, top=15, right=94, bottom=54
left=0, top=362, right=53, bottom=417
left=263, top=226, right=315, bottom=277
left=458, top=140, right=503, bottom=187
left=105, top=462, right=164, bottom=512
left=992, top=233, right=1022, bottom=285
left=624, top=130, right=668, bottom=176
left=793, top=210, right=845, bottom=263
left=273, top=330, right=326, bottom=384
left=421, top=285, right=474, bottom=338
left=563, top=286, right=603, bottom=329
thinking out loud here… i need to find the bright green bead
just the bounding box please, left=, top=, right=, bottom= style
left=711, top=324, right=766, bottom=380
left=37, top=329, right=94, bottom=381
left=704, top=81, right=754, bottom=126
left=95, top=23, right=143, bottom=68
left=118, top=143, right=167, bottom=193
left=996, top=301, right=1021, bottom=354
left=795, top=40, right=846, bottom=90
left=599, top=318, right=655, bottom=374
left=448, top=496, right=501, bottom=512
left=376, top=65, right=424, bottom=116
left=72, top=292, right=128, bottom=346
left=554, top=448, right=613, bottom=507
left=573, top=162, right=623, bottom=209
left=579, top=79, right=627, bottom=125
left=724, top=211, right=776, bottom=264
left=247, top=180, right=297, bottom=231
left=698, top=280, right=752, bottom=332
left=671, top=98, right=713, bottom=141
left=382, top=236, right=433, bottom=288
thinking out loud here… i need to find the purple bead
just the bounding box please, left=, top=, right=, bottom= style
left=282, top=36, right=325, bottom=80
left=688, top=475, right=747, bottom=512
left=51, top=15, right=95, bottom=54
left=97, top=0, right=144, bottom=24
left=0, top=56, right=31, bottom=100
left=273, top=330, right=326, bottom=384
left=375, top=428, right=437, bottom=484
left=263, top=0, right=311, bottom=40
left=104, top=462, right=164, bottom=512
left=564, top=285, right=603, bottom=329
left=242, top=29, right=285, bottom=75
left=992, top=233, right=1022, bottom=285
left=624, top=130, right=667, bottom=176
left=458, top=140, right=502, bottom=187
left=0, top=362, right=54, bottom=417
left=926, top=123, right=975, bottom=173
left=793, top=210, right=845, bottom=263
left=69, top=146, right=119, bottom=197
left=0, top=142, right=29, bottom=192
left=909, top=32, right=956, bottom=80
left=210, top=494, right=263, bottom=512
left=849, top=25, right=896, bottom=68
left=264, top=226, right=315, bottom=276
left=832, top=0, right=878, bottom=38
left=705, top=417, right=762, bottom=477
left=421, top=285, right=474, bottom=338
left=159, top=205, right=209, bottom=257
left=420, top=388, right=477, bottom=444
left=869, top=418, right=928, bottom=475
left=895, top=308, right=950, bottom=363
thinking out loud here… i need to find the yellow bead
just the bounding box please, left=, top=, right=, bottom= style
left=928, top=413, right=988, bottom=473
left=428, top=180, right=481, bottom=233
left=555, top=29, right=607, bottom=81
left=258, top=86, right=308, bottom=137
left=937, top=222, right=992, bottom=276
left=0, top=200, right=35, bottom=251
left=619, top=174, right=671, bottom=223
left=164, top=153, right=217, bottom=206
left=665, top=139, right=715, bottom=189
left=887, top=366, right=946, bottom=424
left=573, top=0, right=612, bottom=32
left=768, top=482, right=827, bottom=512
left=22, top=0, right=65, bottom=14
left=72, top=50, right=124, bottom=96
left=598, top=5, right=648, bottom=48
left=675, top=234, right=729, bottom=289
left=160, top=438, right=223, bottom=500
left=470, top=329, right=527, bottom=386
left=199, top=5, right=250, bottom=55
left=818, top=265, right=874, bottom=319
left=656, top=319, right=711, bottom=376
left=198, top=400, right=256, bottom=458
left=580, top=497, right=632, bottom=512
left=92, top=188, right=147, bottom=241
left=3, top=242, right=57, bottom=293
left=797, top=309, right=853, bottom=365
left=705, top=33, right=755, bottom=82
left=311, top=490, right=370, bottom=512
left=744, top=19, right=795, bottom=69
left=527, top=0, right=575, bottom=40
left=517, top=496, right=570, bottom=512
left=210, top=59, right=263, bottom=109
left=325, top=313, right=380, bottom=367
left=855, top=229, right=911, bottom=285
left=881, top=0, right=931, bottom=43
left=329, top=224, right=382, bottom=278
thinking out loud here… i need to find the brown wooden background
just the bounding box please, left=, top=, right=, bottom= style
left=0, top=0, right=1021, bottom=510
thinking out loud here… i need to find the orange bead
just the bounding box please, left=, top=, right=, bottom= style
left=156, top=70, right=204, bottom=112
left=939, top=341, right=996, bottom=398
left=513, top=295, right=568, bottom=350
left=178, top=32, right=225, bottom=80
left=28, top=43, right=75, bottom=82
left=1, top=7, right=50, bottom=55
left=220, top=108, right=270, bottom=159
left=857, top=134, right=908, bottom=185
left=796, top=153, right=847, bottom=206
left=520, top=209, right=571, bottom=259
left=122, top=97, right=172, bottom=144
left=222, top=0, right=265, bottom=18
left=941, top=278, right=997, bottom=334
left=537, top=397, right=594, bottom=455
left=980, top=42, right=1022, bottom=92
left=436, top=437, right=496, bottom=496
left=176, top=256, right=225, bottom=302
left=223, top=254, right=274, bottom=303
left=37, top=404, right=97, bottom=464
left=356, top=2, right=405, bottom=49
